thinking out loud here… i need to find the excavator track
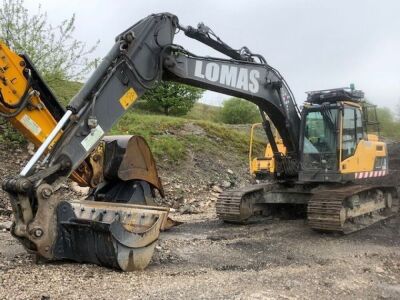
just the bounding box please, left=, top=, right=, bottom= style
left=308, top=185, right=397, bottom=234
left=216, top=183, right=273, bottom=223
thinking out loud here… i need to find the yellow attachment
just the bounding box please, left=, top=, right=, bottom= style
left=0, top=42, right=59, bottom=148
left=0, top=43, right=26, bottom=106
left=249, top=123, right=287, bottom=176
left=0, top=42, right=89, bottom=186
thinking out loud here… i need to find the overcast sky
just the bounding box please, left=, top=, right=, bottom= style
left=25, top=0, right=400, bottom=110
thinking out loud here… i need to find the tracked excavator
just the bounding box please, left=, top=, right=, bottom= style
left=242, top=87, right=396, bottom=233
left=0, top=13, right=396, bottom=271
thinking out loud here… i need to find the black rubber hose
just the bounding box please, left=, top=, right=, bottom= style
left=0, top=70, right=32, bottom=109
left=0, top=70, right=33, bottom=118
left=0, top=90, right=34, bottom=118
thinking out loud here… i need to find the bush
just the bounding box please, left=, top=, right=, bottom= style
left=219, top=97, right=260, bottom=124
left=141, top=82, right=203, bottom=116
left=0, top=121, right=26, bottom=145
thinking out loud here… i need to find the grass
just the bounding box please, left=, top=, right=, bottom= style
left=1, top=89, right=265, bottom=165
left=48, top=80, right=83, bottom=106
left=185, top=102, right=221, bottom=122
left=111, top=111, right=265, bottom=163
left=119, top=102, right=264, bottom=163
left=0, top=83, right=263, bottom=164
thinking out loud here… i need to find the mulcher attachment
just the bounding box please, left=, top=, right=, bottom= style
left=7, top=182, right=170, bottom=272
left=53, top=200, right=169, bottom=271
left=5, top=134, right=171, bottom=271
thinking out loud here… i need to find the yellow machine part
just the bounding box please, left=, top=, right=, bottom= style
left=0, top=42, right=89, bottom=185
left=340, top=135, right=387, bottom=173
left=249, top=123, right=287, bottom=176
left=0, top=42, right=60, bottom=148
left=338, top=101, right=388, bottom=174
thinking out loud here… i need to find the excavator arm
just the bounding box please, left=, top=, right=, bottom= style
left=1, top=13, right=302, bottom=271
left=163, top=47, right=300, bottom=176
left=0, top=42, right=109, bottom=187
left=17, top=13, right=301, bottom=182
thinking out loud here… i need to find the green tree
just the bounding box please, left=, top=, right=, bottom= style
left=220, top=97, right=260, bottom=124
left=0, top=0, right=98, bottom=143
left=376, top=107, right=400, bottom=139
left=0, top=0, right=98, bottom=91
left=141, top=82, right=203, bottom=116
left=396, top=99, right=400, bottom=121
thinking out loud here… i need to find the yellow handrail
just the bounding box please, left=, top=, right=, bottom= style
left=249, top=123, right=262, bottom=175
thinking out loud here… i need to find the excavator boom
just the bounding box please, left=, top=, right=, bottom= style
left=0, top=15, right=174, bottom=270
left=1, top=12, right=303, bottom=270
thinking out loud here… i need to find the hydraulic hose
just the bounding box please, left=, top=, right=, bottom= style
left=0, top=70, right=33, bottom=118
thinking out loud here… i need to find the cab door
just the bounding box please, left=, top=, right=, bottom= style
left=339, top=104, right=387, bottom=177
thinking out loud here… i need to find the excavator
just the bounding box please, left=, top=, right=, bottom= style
left=226, top=87, right=395, bottom=232
left=0, top=13, right=396, bottom=271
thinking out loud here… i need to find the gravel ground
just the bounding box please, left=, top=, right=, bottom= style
left=0, top=210, right=400, bottom=299
left=0, top=142, right=400, bottom=299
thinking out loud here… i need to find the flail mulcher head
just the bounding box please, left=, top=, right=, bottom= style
left=3, top=135, right=170, bottom=271
left=54, top=200, right=169, bottom=271
left=5, top=183, right=169, bottom=271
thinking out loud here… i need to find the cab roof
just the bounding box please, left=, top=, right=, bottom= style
left=305, top=87, right=364, bottom=105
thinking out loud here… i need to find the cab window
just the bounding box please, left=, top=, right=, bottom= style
left=356, top=108, right=365, bottom=141
left=302, top=108, right=339, bottom=170
left=342, top=108, right=357, bottom=159
left=304, top=110, right=338, bottom=154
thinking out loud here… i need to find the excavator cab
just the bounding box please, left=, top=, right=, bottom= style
left=299, top=87, right=388, bottom=182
